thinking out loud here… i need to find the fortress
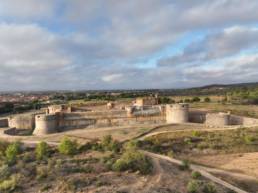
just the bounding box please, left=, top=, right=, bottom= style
left=1, top=97, right=258, bottom=136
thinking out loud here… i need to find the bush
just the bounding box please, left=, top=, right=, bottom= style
left=58, top=137, right=78, bottom=155
left=36, top=166, right=48, bottom=180
left=112, top=150, right=152, bottom=175
left=191, top=171, right=201, bottom=179
left=0, top=141, right=9, bottom=157
left=0, top=174, right=20, bottom=192
left=101, top=154, right=117, bottom=170
left=202, top=183, right=217, bottom=193
left=22, top=152, right=35, bottom=163
left=187, top=180, right=200, bottom=193
left=243, top=135, right=256, bottom=144
left=36, top=141, right=50, bottom=160
left=204, top=97, right=211, bottom=102
left=0, top=164, right=11, bottom=181
left=167, top=150, right=174, bottom=158
left=101, top=135, right=121, bottom=152
left=102, top=135, right=112, bottom=147
left=5, top=142, right=22, bottom=165
left=184, top=98, right=192, bottom=103
left=124, top=140, right=139, bottom=151
left=191, top=130, right=202, bottom=137
left=158, top=97, right=175, bottom=104
left=112, top=141, right=152, bottom=175
left=192, top=97, right=201, bottom=102
left=179, top=160, right=190, bottom=170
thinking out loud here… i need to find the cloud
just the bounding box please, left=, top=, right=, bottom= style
left=0, top=23, right=75, bottom=90
left=0, top=1, right=258, bottom=90
left=159, top=26, right=258, bottom=66
left=0, top=0, right=55, bottom=20
left=102, top=73, right=124, bottom=83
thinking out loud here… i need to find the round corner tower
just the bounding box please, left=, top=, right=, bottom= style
left=166, top=103, right=189, bottom=123
left=33, top=114, right=57, bottom=136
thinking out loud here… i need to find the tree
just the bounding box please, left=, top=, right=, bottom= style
left=204, top=97, right=211, bottom=102
left=35, top=141, right=50, bottom=160
left=58, top=137, right=78, bottom=155
left=5, top=142, right=21, bottom=165
left=192, top=97, right=201, bottom=102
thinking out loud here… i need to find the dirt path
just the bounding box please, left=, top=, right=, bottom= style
left=137, top=125, right=242, bottom=140
left=143, top=151, right=250, bottom=193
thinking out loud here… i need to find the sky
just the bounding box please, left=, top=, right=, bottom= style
left=0, top=0, right=258, bottom=91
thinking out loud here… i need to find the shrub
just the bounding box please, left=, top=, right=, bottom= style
left=191, top=171, right=201, bottom=179
left=192, top=97, right=201, bottom=102
left=101, top=135, right=121, bottom=152
left=102, top=135, right=112, bottom=147
left=5, top=142, right=22, bottom=165
left=179, top=160, right=190, bottom=170
left=108, top=140, right=121, bottom=153
left=124, top=140, right=139, bottom=151
left=58, top=137, right=78, bottom=155
left=0, top=141, right=9, bottom=157
left=22, top=152, right=35, bottom=163
left=0, top=174, right=20, bottom=192
left=204, top=97, right=211, bottom=102
left=36, top=141, right=50, bottom=160
left=191, top=130, right=202, bottom=137
left=91, top=143, right=104, bottom=152
left=0, top=164, right=11, bottom=181
left=202, top=183, right=217, bottom=193
left=112, top=141, right=152, bottom=175
left=112, top=150, right=152, bottom=175
left=167, top=150, right=174, bottom=158
left=187, top=180, right=200, bottom=193
left=243, top=135, right=256, bottom=144
left=227, top=190, right=237, bottom=193
left=184, top=137, right=193, bottom=145
left=101, top=154, right=117, bottom=170
left=36, top=166, right=48, bottom=180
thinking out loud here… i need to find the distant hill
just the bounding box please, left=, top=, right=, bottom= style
left=159, top=82, right=258, bottom=96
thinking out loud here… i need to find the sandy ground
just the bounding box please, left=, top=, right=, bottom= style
left=189, top=152, right=258, bottom=179
left=84, top=157, right=229, bottom=193
left=0, top=124, right=160, bottom=143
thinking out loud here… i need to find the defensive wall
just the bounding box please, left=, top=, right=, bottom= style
left=134, top=97, right=158, bottom=107
left=0, top=118, right=8, bottom=127
left=205, top=112, right=230, bottom=127
left=8, top=114, right=35, bottom=130
left=166, top=103, right=258, bottom=127
left=3, top=103, right=258, bottom=136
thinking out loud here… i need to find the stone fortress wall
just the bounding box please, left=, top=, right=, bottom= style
left=134, top=97, right=158, bottom=107
left=205, top=112, right=230, bottom=127
left=4, top=101, right=165, bottom=136
left=0, top=118, right=8, bottom=127
left=166, top=103, right=258, bottom=127
left=8, top=114, right=35, bottom=130
left=3, top=97, right=258, bottom=136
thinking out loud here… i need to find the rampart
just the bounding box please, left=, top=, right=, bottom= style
left=0, top=119, right=8, bottom=127
left=8, top=114, right=35, bottom=130
left=205, top=113, right=230, bottom=127
left=189, top=110, right=206, bottom=123
left=229, top=115, right=258, bottom=126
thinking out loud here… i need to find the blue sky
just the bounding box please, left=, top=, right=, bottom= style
left=0, top=0, right=258, bottom=91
